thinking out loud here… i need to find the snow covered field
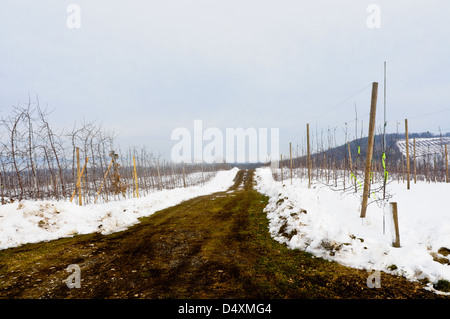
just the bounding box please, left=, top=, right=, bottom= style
left=397, top=136, right=450, bottom=161
left=255, top=167, right=450, bottom=294
left=0, top=168, right=239, bottom=251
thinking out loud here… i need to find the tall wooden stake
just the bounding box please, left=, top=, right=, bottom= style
left=70, top=156, right=89, bottom=203
left=307, top=123, right=311, bottom=189
left=76, top=147, right=82, bottom=206
left=391, top=202, right=400, bottom=248
left=82, top=158, right=87, bottom=204
left=360, top=82, right=378, bottom=218
left=405, top=119, right=410, bottom=190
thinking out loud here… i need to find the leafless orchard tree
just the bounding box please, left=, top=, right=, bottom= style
left=0, top=99, right=230, bottom=205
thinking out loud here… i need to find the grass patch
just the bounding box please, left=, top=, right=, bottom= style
left=434, top=279, right=450, bottom=292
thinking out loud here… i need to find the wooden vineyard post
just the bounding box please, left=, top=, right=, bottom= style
left=414, top=138, right=417, bottom=184
left=290, top=142, right=293, bottom=185
left=76, top=147, right=82, bottom=206
left=307, top=123, right=311, bottom=189
left=401, top=157, right=404, bottom=183
left=390, top=202, right=400, bottom=248
left=133, top=155, right=139, bottom=198
left=405, top=119, right=410, bottom=190
left=360, top=82, right=378, bottom=218
left=446, top=144, right=449, bottom=183
left=70, top=156, right=89, bottom=203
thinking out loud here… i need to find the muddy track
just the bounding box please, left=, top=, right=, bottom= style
left=0, top=170, right=445, bottom=299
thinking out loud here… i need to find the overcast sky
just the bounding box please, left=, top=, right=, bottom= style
left=1, top=0, right=450, bottom=160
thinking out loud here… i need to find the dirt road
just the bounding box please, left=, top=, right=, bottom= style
left=0, top=170, right=444, bottom=299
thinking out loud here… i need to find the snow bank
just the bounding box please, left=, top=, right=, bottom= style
left=255, top=167, right=450, bottom=293
left=0, top=168, right=239, bottom=250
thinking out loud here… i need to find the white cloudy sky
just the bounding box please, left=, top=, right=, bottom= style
left=1, top=0, right=450, bottom=159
